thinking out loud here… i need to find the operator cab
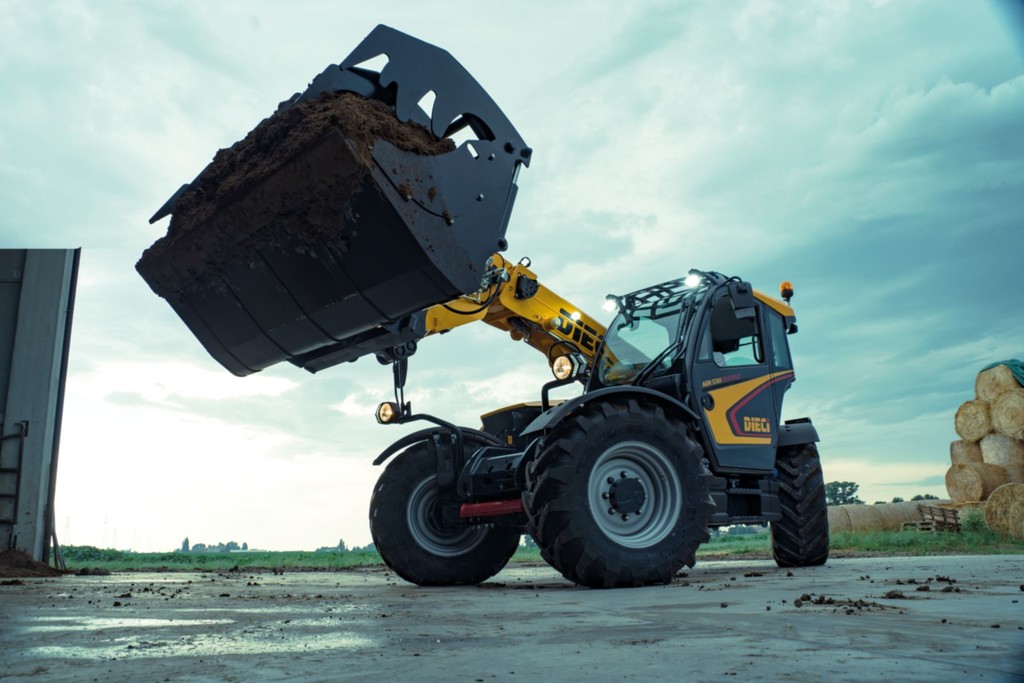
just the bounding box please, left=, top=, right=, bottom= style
left=591, top=272, right=799, bottom=475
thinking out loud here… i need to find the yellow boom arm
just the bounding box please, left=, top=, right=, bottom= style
left=423, top=254, right=607, bottom=368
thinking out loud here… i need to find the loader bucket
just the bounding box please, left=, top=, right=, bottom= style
left=138, top=25, right=531, bottom=376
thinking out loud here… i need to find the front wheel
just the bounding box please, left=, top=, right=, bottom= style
left=525, top=399, right=714, bottom=588
left=369, top=442, right=521, bottom=586
left=771, top=443, right=829, bottom=567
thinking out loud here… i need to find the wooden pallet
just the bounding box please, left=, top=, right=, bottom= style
left=901, top=505, right=961, bottom=533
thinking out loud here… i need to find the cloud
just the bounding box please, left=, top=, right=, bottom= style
left=5, top=1, right=1021, bottom=550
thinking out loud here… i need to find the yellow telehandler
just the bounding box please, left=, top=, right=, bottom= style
left=139, top=25, right=827, bottom=588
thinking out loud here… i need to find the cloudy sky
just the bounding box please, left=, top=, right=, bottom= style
left=2, top=1, right=1022, bottom=552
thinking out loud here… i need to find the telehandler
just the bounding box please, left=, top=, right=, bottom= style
left=139, top=25, right=828, bottom=588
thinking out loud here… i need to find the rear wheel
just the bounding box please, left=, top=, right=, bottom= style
left=771, top=443, right=829, bottom=567
left=524, top=399, right=713, bottom=588
left=369, top=442, right=521, bottom=586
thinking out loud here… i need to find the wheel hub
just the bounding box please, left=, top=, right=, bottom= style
left=588, top=441, right=683, bottom=548
left=607, top=476, right=646, bottom=514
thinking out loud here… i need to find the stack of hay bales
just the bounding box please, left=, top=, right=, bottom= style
left=827, top=500, right=951, bottom=533
left=947, top=362, right=1024, bottom=537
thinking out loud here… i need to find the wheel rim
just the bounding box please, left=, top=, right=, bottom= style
left=588, top=441, right=682, bottom=548
left=407, top=476, right=487, bottom=557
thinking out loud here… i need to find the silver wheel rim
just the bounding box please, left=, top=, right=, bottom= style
left=407, top=476, right=487, bottom=556
left=588, top=441, right=682, bottom=548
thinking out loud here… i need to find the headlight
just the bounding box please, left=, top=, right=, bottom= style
left=552, top=354, right=583, bottom=380
left=375, top=402, right=400, bottom=424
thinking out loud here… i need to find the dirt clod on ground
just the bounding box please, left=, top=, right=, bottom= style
left=138, top=91, right=453, bottom=296
left=0, top=550, right=61, bottom=578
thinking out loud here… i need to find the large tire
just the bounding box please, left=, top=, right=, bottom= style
left=524, top=399, right=713, bottom=588
left=771, top=443, right=829, bottom=567
left=369, top=442, right=521, bottom=586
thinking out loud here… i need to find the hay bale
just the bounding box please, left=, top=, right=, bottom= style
left=979, top=433, right=1024, bottom=467
left=976, top=364, right=1022, bottom=402
left=991, top=388, right=1024, bottom=441
left=950, top=439, right=983, bottom=465
left=983, top=483, right=1024, bottom=538
left=1003, top=463, right=1024, bottom=484
left=871, top=500, right=953, bottom=531
left=827, top=505, right=852, bottom=532
left=845, top=504, right=882, bottom=532
left=948, top=500, right=986, bottom=514
left=945, top=462, right=1009, bottom=503
left=955, top=399, right=991, bottom=443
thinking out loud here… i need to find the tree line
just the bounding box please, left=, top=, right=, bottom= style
left=825, top=481, right=939, bottom=506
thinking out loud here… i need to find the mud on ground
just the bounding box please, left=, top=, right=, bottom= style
left=2, top=555, right=1022, bottom=682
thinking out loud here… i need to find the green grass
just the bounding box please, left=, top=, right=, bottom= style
left=60, top=546, right=383, bottom=573
left=58, top=523, right=1024, bottom=573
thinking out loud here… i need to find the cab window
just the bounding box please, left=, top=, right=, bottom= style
left=767, top=310, right=792, bottom=370
left=701, top=298, right=764, bottom=367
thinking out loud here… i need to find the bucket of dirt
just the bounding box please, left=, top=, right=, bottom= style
left=139, top=91, right=520, bottom=376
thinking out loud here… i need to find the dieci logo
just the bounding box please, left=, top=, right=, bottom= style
left=743, top=416, right=771, bottom=433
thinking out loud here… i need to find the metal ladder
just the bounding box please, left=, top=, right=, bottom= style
left=0, top=420, right=28, bottom=548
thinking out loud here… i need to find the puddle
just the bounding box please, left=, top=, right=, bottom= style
left=26, top=630, right=376, bottom=660
left=20, top=616, right=235, bottom=633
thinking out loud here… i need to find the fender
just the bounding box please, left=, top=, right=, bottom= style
left=777, top=418, right=819, bottom=448
left=372, top=427, right=501, bottom=466
left=520, top=385, right=701, bottom=439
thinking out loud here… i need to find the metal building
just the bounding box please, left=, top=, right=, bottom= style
left=0, top=249, right=79, bottom=563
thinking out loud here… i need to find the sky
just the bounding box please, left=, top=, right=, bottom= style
left=2, top=0, right=1022, bottom=552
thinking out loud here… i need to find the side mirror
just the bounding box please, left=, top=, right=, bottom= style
left=709, top=296, right=755, bottom=353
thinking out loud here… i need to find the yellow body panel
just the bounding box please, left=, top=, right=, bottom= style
left=704, top=371, right=794, bottom=446
left=424, top=254, right=607, bottom=367
left=753, top=290, right=794, bottom=318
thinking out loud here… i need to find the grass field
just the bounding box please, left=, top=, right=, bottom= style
left=58, top=522, right=1024, bottom=573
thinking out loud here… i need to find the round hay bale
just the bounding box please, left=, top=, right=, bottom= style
left=827, top=505, right=852, bottom=532
left=870, top=500, right=953, bottom=531
left=844, top=504, right=882, bottom=532
left=991, top=388, right=1024, bottom=441
left=950, top=439, right=983, bottom=465
left=976, top=364, right=1022, bottom=402
left=948, top=500, right=986, bottom=514
left=1003, top=463, right=1024, bottom=483
left=983, top=483, right=1024, bottom=538
left=955, top=399, right=991, bottom=443
left=979, top=433, right=1024, bottom=467
left=945, top=463, right=1009, bottom=503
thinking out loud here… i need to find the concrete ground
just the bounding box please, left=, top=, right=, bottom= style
left=1, top=555, right=1023, bottom=682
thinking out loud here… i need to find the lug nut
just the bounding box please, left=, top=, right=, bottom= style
left=621, top=514, right=629, bottom=521
left=607, top=477, right=615, bottom=485
left=602, top=492, right=609, bottom=500
left=608, top=507, right=616, bottom=515
left=620, top=471, right=627, bottom=478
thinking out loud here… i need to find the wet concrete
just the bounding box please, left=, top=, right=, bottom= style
left=1, top=555, right=1023, bottom=682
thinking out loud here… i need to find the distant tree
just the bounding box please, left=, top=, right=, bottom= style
left=825, top=481, right=864, bottom=506
left=242, top=542, right=248, bottom=551
left=891, top=497, right=905, bottom=503
left=181, top=537, right=190, bottom=553
left=337, top=539, right=348, bottom=553
left=521, top=535, right=538, bottom=549
left=911, top=494, right=940, bottom=501
left=224, top=541, right=240, bottom=552
left=192, top=543, right=207, bottom=552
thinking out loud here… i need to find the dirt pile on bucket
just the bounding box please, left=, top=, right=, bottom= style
left=0, top=549, right=61, bottom=578
left=138, top=91, right=453, bottom=295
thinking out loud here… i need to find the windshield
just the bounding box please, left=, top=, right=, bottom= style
left=596, top=307, right=682, bottom=385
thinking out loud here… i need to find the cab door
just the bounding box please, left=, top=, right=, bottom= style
left=690, top=294, right=790, bottom=472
